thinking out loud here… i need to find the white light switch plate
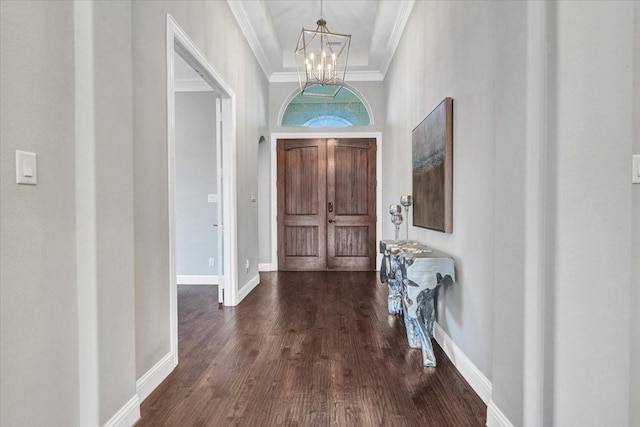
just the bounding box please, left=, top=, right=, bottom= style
left=208, top=194, right=217, bottom=203
left=16, top=150, right=37, bottom=185
left=633, top=155, right=640, bottom=184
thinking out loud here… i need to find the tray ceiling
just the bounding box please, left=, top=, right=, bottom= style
left=227, top=0, right=415, bottom=82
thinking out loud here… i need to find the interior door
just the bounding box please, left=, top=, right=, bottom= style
left=327, top=138, right=376, bottom=270
left=277, top=139, right=327, bottom=270
left=277, top=138, right=376, bottom=271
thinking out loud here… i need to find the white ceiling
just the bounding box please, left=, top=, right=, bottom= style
left=227, top=0, right=415, bottom=82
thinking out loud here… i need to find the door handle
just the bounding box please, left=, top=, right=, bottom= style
left=328, top=202, right=334, bottom=213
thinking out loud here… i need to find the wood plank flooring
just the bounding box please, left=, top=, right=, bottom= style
left=137, top=272, right=486, bottom=426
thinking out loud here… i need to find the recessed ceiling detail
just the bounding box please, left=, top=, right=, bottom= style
left=227, top=0, right=415, bottom=83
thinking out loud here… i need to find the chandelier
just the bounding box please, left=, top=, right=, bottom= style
left=294, top=0, right=351, bottom=98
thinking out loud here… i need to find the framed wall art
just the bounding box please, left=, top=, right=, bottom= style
left=412, top=97, right=453, bottom=233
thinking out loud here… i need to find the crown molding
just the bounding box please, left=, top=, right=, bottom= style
left=226, top=0, right=273, bottom=78
left=269, top=70, right=384, bottom=84
left=379, top=0, right=415, bottom=77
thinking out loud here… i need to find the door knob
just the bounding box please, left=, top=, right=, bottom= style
left=328, top=219, right=335, bottom=223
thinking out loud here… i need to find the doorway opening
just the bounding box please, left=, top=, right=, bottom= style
left=174, top=54, right=221, bottom=291
left=167, top=14, right=238, bottom=366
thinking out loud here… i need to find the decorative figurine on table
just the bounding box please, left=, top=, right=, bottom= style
left=400, top=195, right=413, bottom=240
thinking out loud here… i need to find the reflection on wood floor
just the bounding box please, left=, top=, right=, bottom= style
left=137, top=271, right=486, bottom=426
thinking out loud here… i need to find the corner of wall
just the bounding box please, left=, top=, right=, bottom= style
left=486, top=401, right=515, bottom=427
left=237, top=273, right=260, bottom=303
left=136, top=352, right=176, bottom=403
left=103, top=395, right=140, bottom=427
left=434, top=323, right=492, bottom=404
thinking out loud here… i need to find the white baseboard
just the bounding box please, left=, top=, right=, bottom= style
left=103, top=394, right=140, bottom=427
left=136, top=352, right=176, bottom=403
left=433, top=322, right=492, bottom=404
left=258, top=263, right=276, bottom=272
left=486, top=400, right=514, bottom=427
left=238, top=273, right=260, bottom=302
left=176, top=275, right=218, bottom=285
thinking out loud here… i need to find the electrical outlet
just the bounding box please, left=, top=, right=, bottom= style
left=209, top=258, right=215, bottom=267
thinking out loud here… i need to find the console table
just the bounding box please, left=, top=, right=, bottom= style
left=379, top=240, right=455, bottom=367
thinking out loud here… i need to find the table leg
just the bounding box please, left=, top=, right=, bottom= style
left=402, top=303, right=422, bottom=349
left=415, top=287, right=438, bottom=367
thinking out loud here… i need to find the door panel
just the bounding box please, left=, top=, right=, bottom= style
left=334, top=226, right=369, bottom=256
left=277, top=139, right=327, bottom=270
left=334, top=145, right=370, bottom=215
left=327, top=138, right=376, bottom=270
left=285, top=146, right=319, bottom=215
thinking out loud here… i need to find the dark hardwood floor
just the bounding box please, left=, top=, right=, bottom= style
left=137, top=272, right=486, bottom=426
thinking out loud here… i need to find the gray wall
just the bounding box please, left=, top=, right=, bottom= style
left=547, top=2, right=633, bottom=425
left=258, top=136, right=270, bottom=265
left=175, top=91, right=218, bottom=276
left=93, top=2, right=137, bottom=424
left=490, top=2, right=527, bottom=422
left=1, top=1, right=137, bottom=425
left=133, top=1, right=269, bottom=378
left=384, top=1, right=637, bottom=425
left=0, top=2, right=79, bottom=425
left=384, top=0, right=498, bottom=392
left=633, top=5, right=640, bottom=426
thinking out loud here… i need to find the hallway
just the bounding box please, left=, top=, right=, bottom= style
left=137, top=272, right=486, bottom=426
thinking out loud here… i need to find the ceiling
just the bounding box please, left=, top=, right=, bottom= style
left=227, top=0, right=415, bottom=82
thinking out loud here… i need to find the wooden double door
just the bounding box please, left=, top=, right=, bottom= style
left=277, top=138, right=376, bottom=271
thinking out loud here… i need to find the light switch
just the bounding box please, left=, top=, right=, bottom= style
left=16, top=150, right=37, bottom=185
left=250, top=192, right=257, bottom=202
left=208, top=194, right=217, bottom=203
left=633, top=155, right=640, bottom=184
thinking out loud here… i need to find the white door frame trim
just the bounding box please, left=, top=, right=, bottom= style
left=166, top=14, right=239, bottom=368
left=269, top=132, right=383, bottom=271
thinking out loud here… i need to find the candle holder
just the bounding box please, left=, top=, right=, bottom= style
left=391, top=213, right=403, bottom=240
left=389, top=204, right=403, bottom=240
left=400, top=195, right=413, bottom=239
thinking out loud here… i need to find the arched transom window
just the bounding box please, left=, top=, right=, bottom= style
left=280, top=86, right=372, bottom=127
